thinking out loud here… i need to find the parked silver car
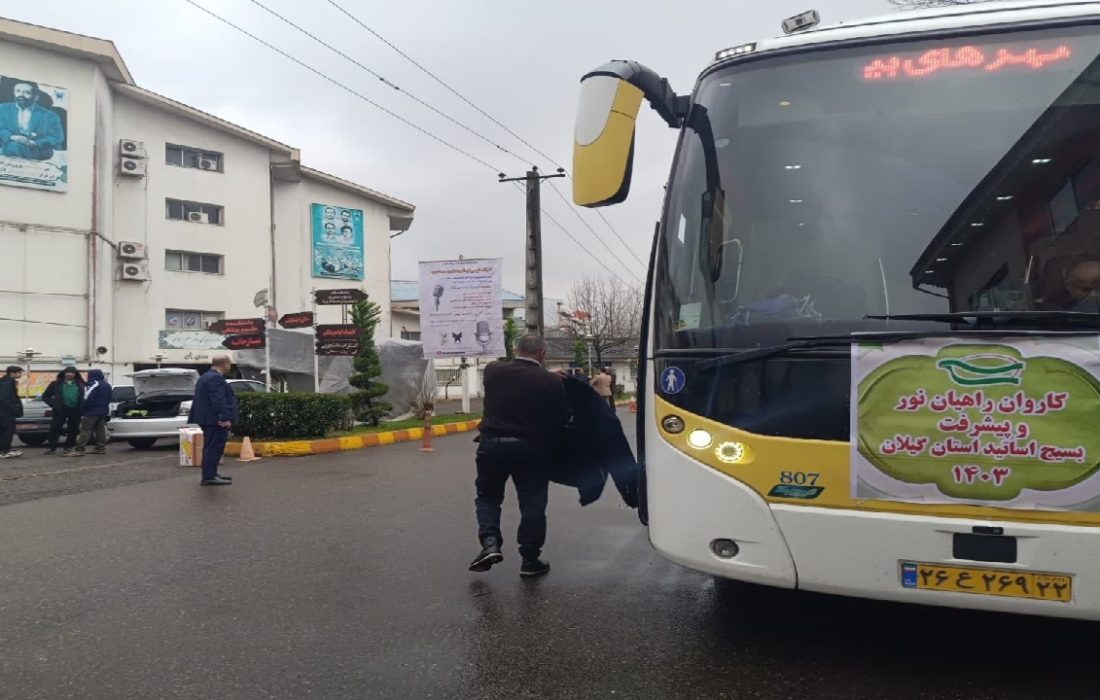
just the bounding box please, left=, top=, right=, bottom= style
left=107, top=369, right=266, bottom=449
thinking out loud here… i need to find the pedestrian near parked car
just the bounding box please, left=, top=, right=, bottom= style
left=590, top=367, right=615, bottom=412
left=469, top=335, right=570, bottom=578
left=190, top=356, right=238, bottom=486
left=72, top=369, right=112, bottom=456
left=42, top=367, right=84, bottom=455
left=0, top=365, right=24, bottom=459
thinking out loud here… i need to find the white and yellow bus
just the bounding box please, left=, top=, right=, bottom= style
left=574, top=1, right=1100, bottom=619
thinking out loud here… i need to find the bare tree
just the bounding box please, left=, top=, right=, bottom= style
left=565, top=276, right=643, bottom=368
left=888, top=0, right=988, bottom=8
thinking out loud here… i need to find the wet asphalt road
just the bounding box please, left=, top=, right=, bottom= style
left=2, top=413, right=1099, bottom=699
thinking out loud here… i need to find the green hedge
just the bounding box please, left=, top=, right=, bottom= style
left=235, top=393, right=352, bottom=439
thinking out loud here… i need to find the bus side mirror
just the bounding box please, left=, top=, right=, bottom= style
left=573, top=75, right=644, bottom=207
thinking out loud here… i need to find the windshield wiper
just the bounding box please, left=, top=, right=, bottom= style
left=695, top=338, right=852, bottom=369
left=866, top=311, right=1100, bottom=326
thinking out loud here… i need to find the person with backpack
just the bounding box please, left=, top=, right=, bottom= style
left=72, top=369, right=112, bottom=456
left=42, top=367, right=84, bottom=456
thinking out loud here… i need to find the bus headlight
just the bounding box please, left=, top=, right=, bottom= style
left=715, top=441, right=747, bottom=464
left=687, top=429, right=713, bottom=449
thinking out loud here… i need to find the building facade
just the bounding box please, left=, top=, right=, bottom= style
left=0, top=18, right=413, bottom=388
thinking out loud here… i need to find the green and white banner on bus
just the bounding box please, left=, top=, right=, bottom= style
left=852, top=338, right=1100, bottom=510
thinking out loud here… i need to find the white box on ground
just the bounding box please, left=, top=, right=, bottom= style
left=179, top=427, right=203, bottom=467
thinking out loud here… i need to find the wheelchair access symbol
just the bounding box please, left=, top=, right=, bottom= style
left=660, top=366, right=686, bottom=395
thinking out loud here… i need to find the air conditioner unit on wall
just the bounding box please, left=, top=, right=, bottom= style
left=117, top=241, right=147, bottom=260
left=120, top=261, right=149, bottom=281
left=119, top=155, right=146, bottom=177
left=187, top=211, right=210, bottom=224
left=119, top=139, right=146, bottom=158
left=197, top=157, right=218, bottom=171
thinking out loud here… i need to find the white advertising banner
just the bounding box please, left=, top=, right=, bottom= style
left=418, top=258, right=504, bottom=359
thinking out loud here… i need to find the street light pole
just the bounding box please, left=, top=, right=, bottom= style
left=498, top=167, right=565, bottom=337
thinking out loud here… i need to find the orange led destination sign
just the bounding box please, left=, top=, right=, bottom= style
left=863, top=44, right=1072, bottom=81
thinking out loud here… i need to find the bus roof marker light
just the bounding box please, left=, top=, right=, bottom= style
left=715, top=43, right=756, bottom=61
left=715, top=441, right=746, bottom=464
left=784, top=164, right=803, bottom=170
left=936, top=257, right=948, bottom=262
left=971, top=222, right=985, bottom=227
left=1032, top=158, right=1052, bottom=164
left=687, top=429, right=713, bottom=449
left=662, top=415, right=685, bottom=434
left=997, top=195, right=1014, bottom=201
left=779, top=100, right=792, bottom=107
left=789, top=199, right=803, bottom=204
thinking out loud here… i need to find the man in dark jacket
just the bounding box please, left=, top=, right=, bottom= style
left=71, top=369, right=112, bottom=456
left=469, top=335, right=570, bottom=578
left=42, top=367, right=84, bottom=455
left=0, top=365, right=25, bottom=459
left=190, top=356, right=238, bottom=486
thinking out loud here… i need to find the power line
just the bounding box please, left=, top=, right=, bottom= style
left=258, top=0, right=642, bottom=280
left=546, top=180, right=647, bottom=273
left=181, top=0, right=502, bottom=173
left=184, top=0, right=640, bottom=288
left=324, top=0, right=644, bottom=273
left=244, top=0, right=530, bottom=168
left=325, top=0, right=563, bottom=171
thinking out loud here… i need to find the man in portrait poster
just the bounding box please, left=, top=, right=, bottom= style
left=0, top=80, right=64, bottom=161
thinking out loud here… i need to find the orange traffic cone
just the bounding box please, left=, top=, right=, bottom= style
left=237, top=436, right=262, bottom=462
left=420, top=411, right=435, bottom=452
left=628, top=398, right=638, bottom=413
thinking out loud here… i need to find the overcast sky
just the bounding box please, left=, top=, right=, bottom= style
left=8, top=0, right=892, bottom=299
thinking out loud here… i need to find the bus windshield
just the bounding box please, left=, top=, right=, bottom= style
left=657, top=24, right=1100, bottom=353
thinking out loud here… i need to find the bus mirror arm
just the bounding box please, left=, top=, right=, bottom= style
left=583, top=60, right=686, bottom=127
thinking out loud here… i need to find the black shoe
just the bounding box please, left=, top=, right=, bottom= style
left=468, top=539, right=504, bottom=572
left=215, top=474, right=233, bottom=482
left=44, top=448, right=57, bottom=455
left=200, top=477, right=232, bottom=486
left=520, top=558, right=551, bottom=578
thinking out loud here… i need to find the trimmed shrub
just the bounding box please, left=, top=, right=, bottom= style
left=235, top=393, right=352, bottom=439
left=349, top=299, right=391, bottom=425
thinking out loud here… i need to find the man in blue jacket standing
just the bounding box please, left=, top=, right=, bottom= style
left=71, top=369, right=111, bottom=456
left=190, top=356, right=238, bottom=486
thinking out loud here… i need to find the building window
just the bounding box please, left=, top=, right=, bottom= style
left=165, top=309, right=224, bottom=331
left=400, top=328, right=421, bottom=341
left=166, top=198, right=223, bottom=225
left=166, top=250, right=223, bottom=274
left=166, top=144, right=223, bottom=172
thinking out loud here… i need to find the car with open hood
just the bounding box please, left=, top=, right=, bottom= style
left=107, top=369, right=266, bottom=449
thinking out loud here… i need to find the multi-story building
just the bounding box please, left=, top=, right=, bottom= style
left=0, top=18, right=413, bottom=390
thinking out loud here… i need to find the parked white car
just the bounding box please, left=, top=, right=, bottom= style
left=107, top=368, right=267, bottom=449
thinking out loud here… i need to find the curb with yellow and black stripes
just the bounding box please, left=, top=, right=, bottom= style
left=223, top=419, right=481, bottom=458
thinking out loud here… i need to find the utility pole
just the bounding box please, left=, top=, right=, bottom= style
left=499, top=166, right=565, bottom=337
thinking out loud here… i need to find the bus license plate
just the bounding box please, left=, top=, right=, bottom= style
left=900, top=562, right=1072, bottom=602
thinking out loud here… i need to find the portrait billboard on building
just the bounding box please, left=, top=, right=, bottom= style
left=0, top=75, right=68, bottom=192
left=418, top=258, right=505, bottom=359
left=311, top=203, right=364, bottom=280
